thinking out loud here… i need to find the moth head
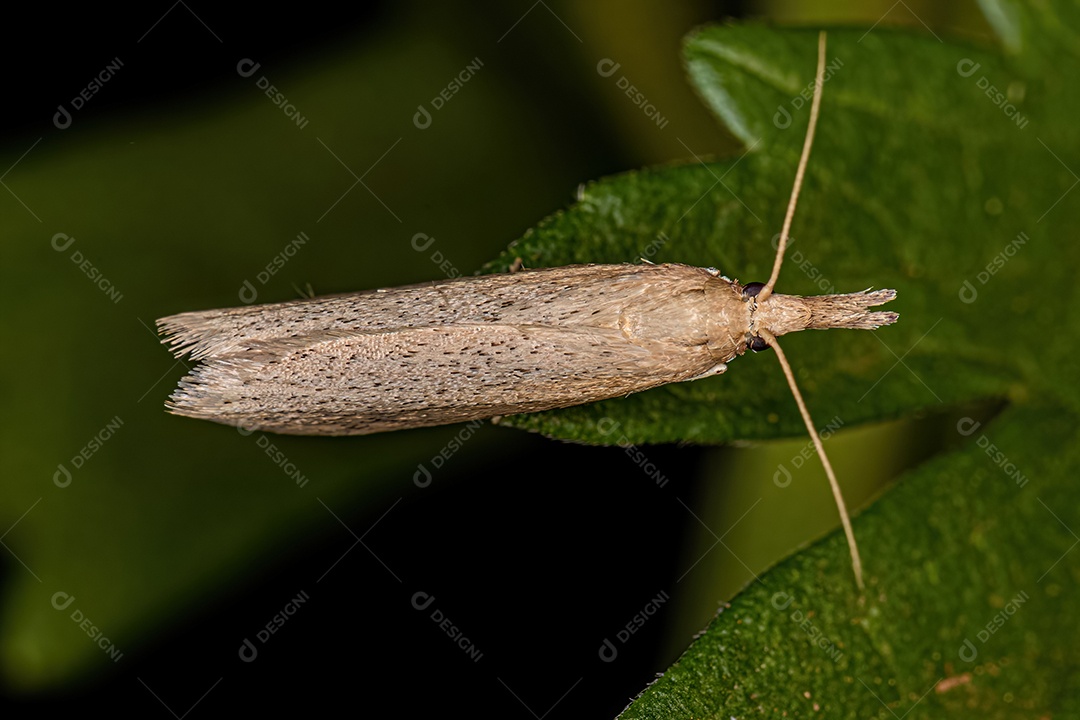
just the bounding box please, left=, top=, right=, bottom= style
left=739, top=281, right=772, bottom=353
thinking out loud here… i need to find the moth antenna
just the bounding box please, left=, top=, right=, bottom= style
left=758, top=30, right=827, bottom=304
left=758, top=327, right=864, bottom=591
left=753, top=31, right=865, bottom=588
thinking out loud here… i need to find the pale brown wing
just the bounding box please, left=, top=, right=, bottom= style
left=166, top=322, right=719, bottom=435
left=157, top=264, right=717, bottom=360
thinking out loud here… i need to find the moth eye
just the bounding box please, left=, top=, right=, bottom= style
left=747, top=335, right=771, bottom=353
left=742, top=282, right=766, bottom=299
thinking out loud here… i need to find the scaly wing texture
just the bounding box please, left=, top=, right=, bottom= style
left=167, top=323, right=719, bottom=435
left=158, top=263, right=717, bottom=361
left=160, top=263, right=731, bottom=434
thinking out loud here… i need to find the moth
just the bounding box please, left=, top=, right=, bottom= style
left=159, top=265, right=895, bottom=437
left=159, top=32, right=893, bottom=587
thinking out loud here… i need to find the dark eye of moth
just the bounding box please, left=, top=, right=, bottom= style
left=746, top=335, right=770, bottom=353
left=741, top=281, right=765, bottom=299
left=742, top=283, right=770, bottom=351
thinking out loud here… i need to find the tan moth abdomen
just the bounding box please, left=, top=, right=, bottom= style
left=159, top=263, right=751, bottom=435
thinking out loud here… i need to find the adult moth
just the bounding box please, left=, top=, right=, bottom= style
left=158, top=32, right=894, bottom=588
left=160, top=261, right=895, bottom=436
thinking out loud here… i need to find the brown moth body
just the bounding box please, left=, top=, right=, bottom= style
left=158, top=263, right=896, bottom=436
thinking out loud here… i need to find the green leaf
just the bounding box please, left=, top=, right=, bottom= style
left=620, top=402, right=1079, bottom=717
left=491, top=16, right=1058, bottom=444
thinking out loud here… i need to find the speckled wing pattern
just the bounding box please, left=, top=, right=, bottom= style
left=158, top=264, right=740, bottom=435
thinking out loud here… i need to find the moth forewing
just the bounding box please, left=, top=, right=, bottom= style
left=160, top=263, right=748, bottom=436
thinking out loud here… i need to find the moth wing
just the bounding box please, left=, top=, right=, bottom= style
left=167, top=323, right=717, bottom=435
left=156, top=264, right=714, bottom=361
